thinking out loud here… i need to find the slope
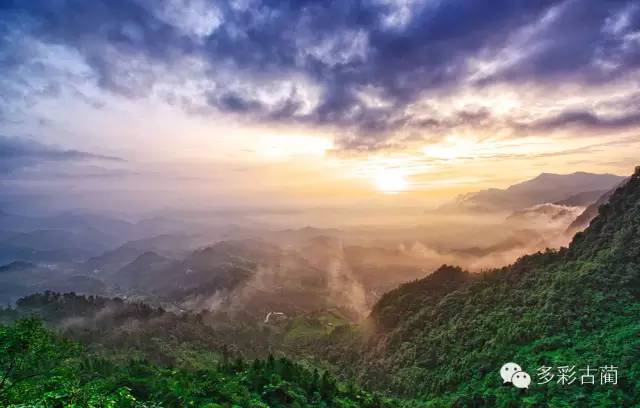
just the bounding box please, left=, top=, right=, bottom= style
left=357, top=166, right=640, bottom=406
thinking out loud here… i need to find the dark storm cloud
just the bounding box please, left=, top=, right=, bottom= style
left=521, top=109, right=640, bottom=133
left=478, top=0, right=640, bottom=84
left=1, top=0, right=640, bottom=149
left=0, top=135, right=124, bottom=174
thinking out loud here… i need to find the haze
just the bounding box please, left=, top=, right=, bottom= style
left=1, top=0, right=639, bottom=216
left=1, top=1, right=639, bottom=320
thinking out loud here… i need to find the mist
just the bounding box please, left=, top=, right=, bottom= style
left=0, top=183, right=591, bottom=322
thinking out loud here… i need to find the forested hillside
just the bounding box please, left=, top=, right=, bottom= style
left=0, top=292, right=353, bottom=367
left=0, top=318, right=400, bottom=407
left=353, top=167, right=640, bottom=406
left=1, top=167, right=639, bottom=407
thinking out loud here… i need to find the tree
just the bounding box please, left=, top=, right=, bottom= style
left=0, top=317, right=79, bottom=402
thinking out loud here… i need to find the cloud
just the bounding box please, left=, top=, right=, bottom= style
left=1, top=0, right=640, bottom=150
left=518, top=109, right=640, bottom=133
left=0, top=135, right=124, bottom=174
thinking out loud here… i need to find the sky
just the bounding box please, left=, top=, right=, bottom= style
left=1, top=0, right=639, bottom=213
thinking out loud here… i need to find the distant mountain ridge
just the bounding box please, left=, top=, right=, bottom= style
left=349, top=166, right=640, bottom=405
left=565, top=176, right=631, bottom=235
left=553, top=189, right=609, bottom=206
left=80, top=238, right=371, bottom=321
left=447, top=171, right=625, bottom=212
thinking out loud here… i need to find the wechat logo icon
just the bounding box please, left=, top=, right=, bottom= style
left=500, top=362, right=531, bottom=389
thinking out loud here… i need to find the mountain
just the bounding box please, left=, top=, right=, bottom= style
left=99, top=241, right=259, bottom=303
left=0, top=210, right=216, bottom=266
left=1, top=236, right=378, bottom=319
left=447, top=171, right=625, bottom=212
left=82, top=233, right=204, bottom=276
left=371, top=265, right=472, bottom=331
left=176, top=238, right=376, bottom=320
left=97, top=239, right=361, bottom=320
left=349, top=166, right=640, bottom=405
left=565, top=176, right=630, bottom=236
left=0, top=211, right=136, bottom=264
left=83, top=246, right=146, bottom=276
left=2, top=167, right=638, bottom=406
left=110, top=251, right=179, bottom=293
left=553, top=189, right=609, bottom=206
left=0, top=261, right=105, bottom=304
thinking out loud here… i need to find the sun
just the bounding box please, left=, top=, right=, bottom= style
left=374, top=169, right=409, bottom=194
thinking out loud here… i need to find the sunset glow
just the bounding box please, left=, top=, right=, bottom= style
left=0, top=0, right=637, bottom=212
left=1, top=3, right=639, bottom=406
left=373, top=168, right=409, bottom=194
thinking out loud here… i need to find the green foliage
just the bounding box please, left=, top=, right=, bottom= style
left=346, top=167, right=640, bottom=406
left=0, top=291, right=278, bottom=367
left=282, top=311, right=347, bottom=345
left=3, top=169, right=639, bottom=407
left=0, top=317, right=81, bottom=404
left=0, top=318, right=400, bottom=407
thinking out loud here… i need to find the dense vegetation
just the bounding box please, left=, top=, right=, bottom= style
left=0, top=318, right=401, bottom=407
left=348, top=167, right=640, bottom=406
left=0, top=291, right=355, bottom=368
left=1, top=167, right=639, bottom=407
left=0, top=292, right=266, bottom=366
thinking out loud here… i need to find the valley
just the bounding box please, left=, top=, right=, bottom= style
left=1, top=168, right=639, bottom=406
left=3, top=2, right=638, bottom=404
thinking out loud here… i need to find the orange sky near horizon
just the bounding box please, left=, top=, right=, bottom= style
left=2, top=0, right=640, bottom=212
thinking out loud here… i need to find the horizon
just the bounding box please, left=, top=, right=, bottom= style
left=2, top=3, right=640, bottom=405
left=1, top=1, right=640, bottom=215
left=0, top=169, right=629, bottom=219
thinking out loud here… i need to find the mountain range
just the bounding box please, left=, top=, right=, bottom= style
left=341, top=166, right=640, bottom=405
left=0, top=166, right=638, bottom=406
left=447, top=171, right=625, bottom=212
left=0, top=170, right=630, bottom=319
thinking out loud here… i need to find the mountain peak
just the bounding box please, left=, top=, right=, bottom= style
left=534, top=171, right=556, bottom=178
left=448, top=171, right=625, bottom=212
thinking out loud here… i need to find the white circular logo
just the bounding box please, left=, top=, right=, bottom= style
left=512, top=371, right=531, bottom=389
left=500, top=362, right=522, bottom=383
